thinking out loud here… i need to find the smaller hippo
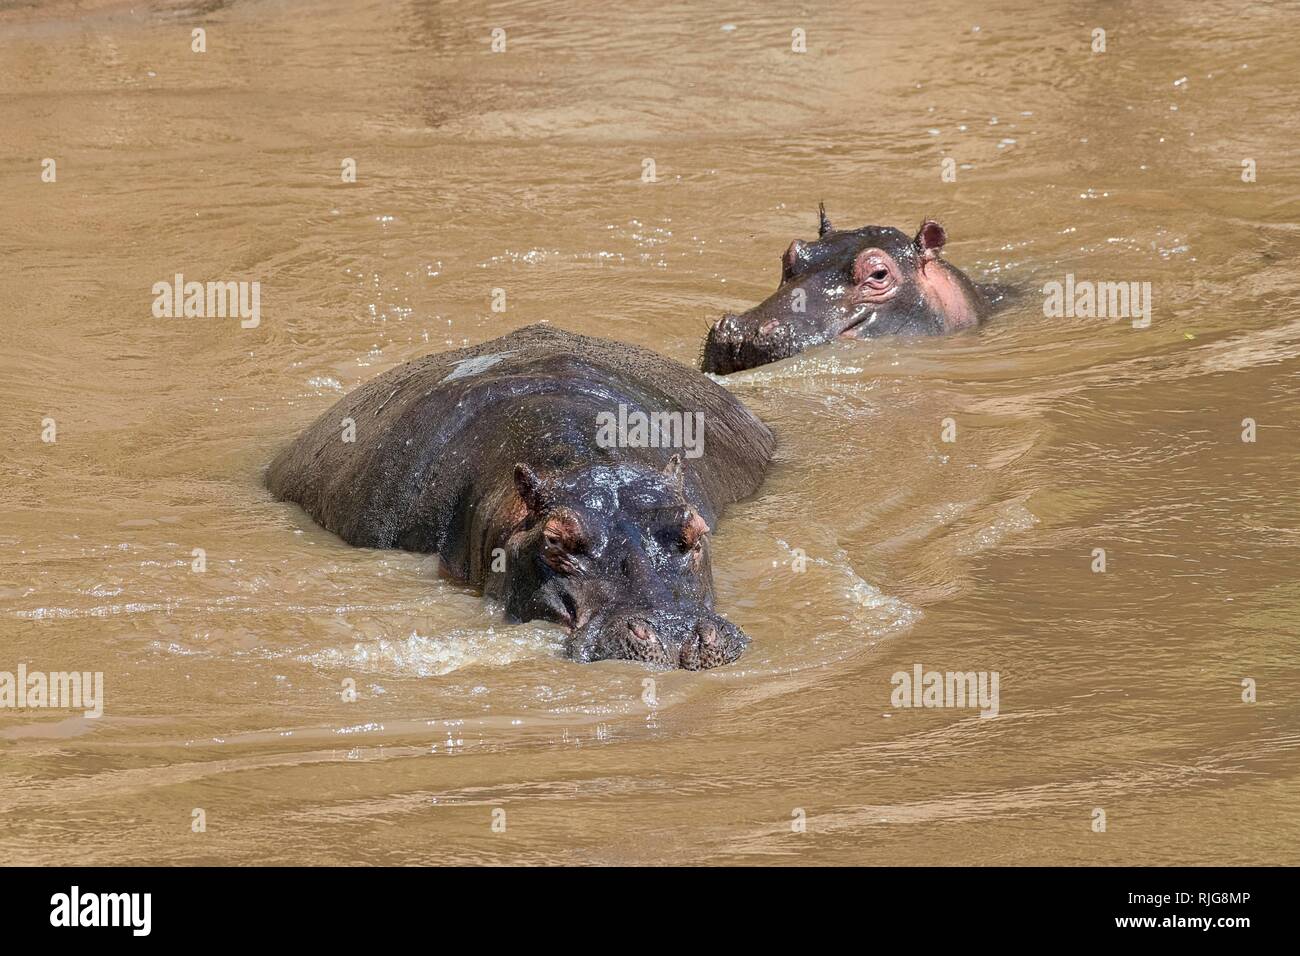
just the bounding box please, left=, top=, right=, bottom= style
left=702, top=205, right=1005, bottom=374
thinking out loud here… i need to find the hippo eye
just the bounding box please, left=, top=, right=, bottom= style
left=540, top=514, right=587, bottom=568
left=862, top=263, right=892, bottom=288
left=544, top=528, right=585, bottom=554
left=853, top=249, right=898, bottom=293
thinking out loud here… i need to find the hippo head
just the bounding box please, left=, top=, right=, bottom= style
left=701, top=206, right=991, bottom=374
left=493, top=456, right=748, bottom=670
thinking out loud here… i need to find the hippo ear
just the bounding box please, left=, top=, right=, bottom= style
left=682, top=509, right=710, bottom=549
left=514, top=463, right=544, bottom=513
left=663, top=454, right=685, bottom=493
left=915, top=220, right=947, bottom=259
left=818, top=201, right=833, bottom=238
left=782, top=240, right=806, bottom=279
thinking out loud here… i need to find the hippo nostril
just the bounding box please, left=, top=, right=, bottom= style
left=627, top=620, right=659, bottom=646
left=713, top=314, right=743, bottom=340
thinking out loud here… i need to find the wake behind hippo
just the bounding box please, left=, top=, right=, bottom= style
left=267, top=325, right=775, bottom=669
left=701, top=205, right=1007, bottom=374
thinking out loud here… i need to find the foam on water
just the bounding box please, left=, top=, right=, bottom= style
left=300, top=622, right=566, bottom=678
left=957, top=501, right=1040, bottom=555
left=774, top=538, right=921, bottom=640
left=706, top=352, right=866, bottom=387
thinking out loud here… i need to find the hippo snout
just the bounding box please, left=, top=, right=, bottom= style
left=675, top=618, right=741, bottom=670
left=701, top=314, right=745, bottom=374
left=703, top=311, right=805, bottom=375
left=568, top=607, right=749, bottom=670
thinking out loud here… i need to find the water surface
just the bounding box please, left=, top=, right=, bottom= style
left=1, top=0, right=1297, bottom=864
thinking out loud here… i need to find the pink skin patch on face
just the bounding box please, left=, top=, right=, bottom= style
left=683, top=510, right=709, bottom=548
left=918, top=259, right=979, bottom=331
left=913, top=220, right=979, bottom=331
left=541, top=511, right=585, bottom=573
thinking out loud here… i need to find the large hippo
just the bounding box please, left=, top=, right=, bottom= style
left=267, top=325, right=775, bottom=670
left=701, top=206, right=1004, bottom=374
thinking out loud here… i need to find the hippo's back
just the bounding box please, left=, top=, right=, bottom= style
left=266, top=324, right=774, bottom=550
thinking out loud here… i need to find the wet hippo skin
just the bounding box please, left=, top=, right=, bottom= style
left=267, top=324, right=775, bottom=669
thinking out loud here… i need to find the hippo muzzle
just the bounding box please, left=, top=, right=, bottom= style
left=567, top=607, right=749, bottom=670
left=703, top=311, right=812, bottom=376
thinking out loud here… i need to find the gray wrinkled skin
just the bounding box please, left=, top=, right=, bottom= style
left=267, top=325, right=775, bottom=670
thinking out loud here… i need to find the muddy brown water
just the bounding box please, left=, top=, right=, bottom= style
left=1, top=0, right=1298, bottom=865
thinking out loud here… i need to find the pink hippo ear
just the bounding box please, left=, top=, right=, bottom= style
left=915, top=220, right=947, bottom=259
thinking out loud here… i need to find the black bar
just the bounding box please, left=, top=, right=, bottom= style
left=0, top=867, right=1277, bottom=941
